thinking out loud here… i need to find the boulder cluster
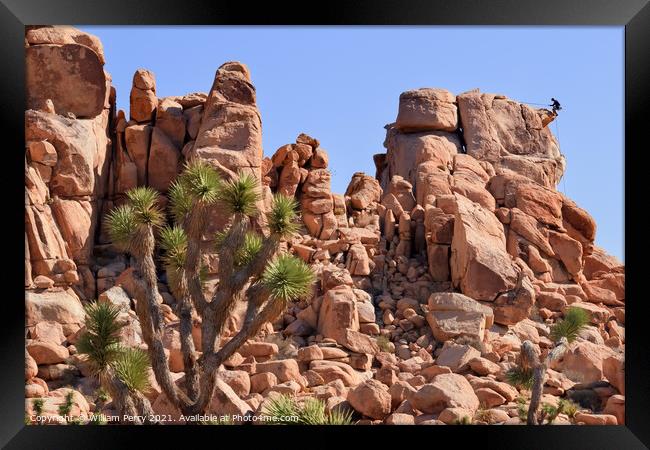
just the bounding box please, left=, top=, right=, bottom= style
left=24, top=26, right=624, bottom=426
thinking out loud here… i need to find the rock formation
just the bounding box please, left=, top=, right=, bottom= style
left=24, top=26, right=624, bottom=426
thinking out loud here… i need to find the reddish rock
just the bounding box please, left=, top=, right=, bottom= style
left=475, top=387, right=506, bottom=408
left=317, top=287, right=360, bottom=344
left=560, top=340, right=615, bottom=384
left=124, top=124, right=152, bottom=186
left=26, top=42, right=107, bottom=118
left=27, top=341, right=69, bottom=365
left=220, top=370, right=251, bottom=397
left=156, top=98, right=186, bottom=148
left=603, top=394, right=625, bottom=425
left=450, top=194, right=517, bottom=301
left=346, top=172, right=382, bottom=210
left=348, top=379, right=391, bottom=420
left=603, top=354, right=625, bottom=395
left=435, top=341, right=481, bottom=373
left=148, top=127, right=180, bottom=192
left=26, top=289, right=85, bottom=336
left=256, top=359, right=305, bottom=387
left=574, top=412, right=617, bottom=425
left=130, top=69, right=157, bottom=122
left=409, top=373, right=479, bottom=414
left=32, top=321, right=66, bottom=345
left=395, top=88, right=458, bottom=132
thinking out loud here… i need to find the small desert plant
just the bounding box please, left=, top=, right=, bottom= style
left=558, top=398, right=579, bottom=419
left=31, top=398, right=44, bottom=425
left=376, top=335, right=393, bottom=353
left=474, top=407, right=493, bottom=424
left=112, top=347, right=152, bottom=394
left=261, top=394, right=354, bottom=425
left=539, top=403, right=560, bottom=424
left=58, top=391, right=74, bottom=419
left=522, top=307, right=591, bottom=425
left=506, top=365, right=534, bottom=390
left=539, top=399, right=579, bottom=424
left=550, top=307, right=591, bottom=343
left=77, top=301, right=153, bottom=422
left=452, top=415, right=473, bottom=425
left=516, top=396, right=529, bottom=423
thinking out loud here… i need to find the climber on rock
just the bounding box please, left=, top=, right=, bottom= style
left=550, top=98, right=562, bottom=114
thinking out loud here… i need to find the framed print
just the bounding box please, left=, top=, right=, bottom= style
left=1, top=0, right=646, bottom=448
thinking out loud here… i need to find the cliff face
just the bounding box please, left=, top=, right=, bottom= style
left=24, top=26, right=624, bottom=425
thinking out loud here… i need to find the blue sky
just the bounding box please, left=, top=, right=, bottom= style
left=81, top=26, right=624, bottom=261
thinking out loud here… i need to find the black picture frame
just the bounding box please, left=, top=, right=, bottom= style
left=1, top=0, right=646, bottom=448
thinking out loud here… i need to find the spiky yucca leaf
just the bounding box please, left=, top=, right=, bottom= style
left=235, top=232, right=263, bottom=267
left=105, top=205, right=138, bottom=251
left=297, top=398, right=327, bottom=425
left=112, top=347, right=151, bottom=394
left=218, top=172, right=260, bottom=216
left=159, top=225, right=188, bottom=269
left=268, top=194, right=300, bottom=237
left=262, top=394, right=298, bottom=423
left=325, top=407, right=354, bottom=425
left=179, top=160, right=222, bottom=202
left=77, top=302, right=124, bottom=374
left=261, top=254, right=315, bottom=304
left=557, top=398, right=578, bottom=418
left=168, top=180, right=193, bottom=222
left=125, top=187, right=164, bottom=227
left=506, top=366, right=535, bottom=389
left=550, top=307, right=590, bottom=343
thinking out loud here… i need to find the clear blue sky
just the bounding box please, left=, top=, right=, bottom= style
left=81, top=26, right=624, bottom=261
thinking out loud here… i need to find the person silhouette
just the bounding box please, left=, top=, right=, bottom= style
left=550, top=98, right=562, bottom=114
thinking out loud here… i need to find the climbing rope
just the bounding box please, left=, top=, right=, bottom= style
left=554, top=117, right=567, bottom=196
left=519, top=100, right=552, bottom=107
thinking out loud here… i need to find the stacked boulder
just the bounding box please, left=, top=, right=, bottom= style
left=25, top=26, right=113, bottom=302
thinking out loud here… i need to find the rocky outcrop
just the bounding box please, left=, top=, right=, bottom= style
left=25, top=26, right=112, bottom=300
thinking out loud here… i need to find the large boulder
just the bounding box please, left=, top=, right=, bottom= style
left=25, top=109, right=111, bottom=198
left=457, top=89, right=564, bottom=188
left=409, top=373, right=479, bottom=414
left=26, top=341, right=69, bottom=365
left=50, top=198, right=96, bottom=264
left=345, top=172, right=382, bottom=210
left=383, top=128, right=460, bottom=193
left=26, top=289, right=85, bottom=336
left=450, top=194, right=518, bottom=301
left=189, top=61, right=262, bottom=173
left=559, top=340, right=616, bottom=385
left=347, top=379, right=391, bottom=419
left=148, top=127, right=180, bottom=192
left=426, top=292, right=494, bottom=342
left=130, top=69, right=157, bottom=123
left=26, top=41, right=107, bottom=118
left=317, top=287, right=359, bottom=345
left=395, top=88, right=458, bottom=132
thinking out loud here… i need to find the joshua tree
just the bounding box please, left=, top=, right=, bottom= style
left=105, top=160, right=315, bottom=420
left=507, top=307, right=590, bottom=425
left=77, top=302, right=154, bottom=423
